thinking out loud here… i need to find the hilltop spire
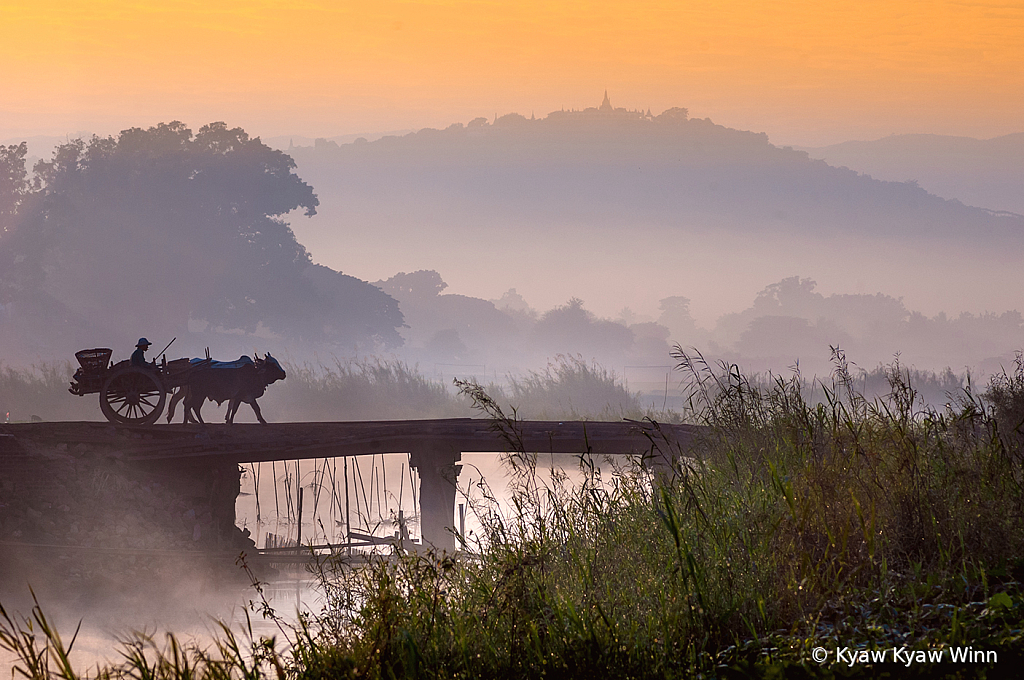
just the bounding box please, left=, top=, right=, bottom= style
left=600, top=90, right=612, bottom=111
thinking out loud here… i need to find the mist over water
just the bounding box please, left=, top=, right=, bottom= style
left=1, top=444, right=628, bottom=677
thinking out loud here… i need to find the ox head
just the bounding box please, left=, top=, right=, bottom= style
left=257, top=352, right=286, bottom=386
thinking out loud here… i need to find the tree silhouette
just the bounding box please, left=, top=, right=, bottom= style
left=0, top=122, right=403, bottom=351
left=375, top=270, right=448, bottom=305
left=0, top=142, right=28, bottom=228
left=534, top=298, right=634, bottom=356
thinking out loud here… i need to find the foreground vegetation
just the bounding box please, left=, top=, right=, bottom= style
left=3, top=349, right=1024, bottom=678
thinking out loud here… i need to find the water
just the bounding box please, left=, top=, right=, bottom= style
left=2, top=451, right=637, bottom=676
left=234, top=451, right=635, bottom=550
left=235, top=453, right=424, bottom=549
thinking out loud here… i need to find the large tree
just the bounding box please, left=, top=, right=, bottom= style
left=0, top=122, right=403, bottom=352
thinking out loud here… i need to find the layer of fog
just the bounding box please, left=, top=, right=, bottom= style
left=275, top=109, right=1022, bottom=337
left=5, top=110, right=1023, bottom=406
left=290, top=212, right=1021, bottom=332
left=8, top=119, right=1022, bottom=334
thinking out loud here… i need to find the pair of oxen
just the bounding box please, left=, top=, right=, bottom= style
left=166, top=353, right=286, bottom=424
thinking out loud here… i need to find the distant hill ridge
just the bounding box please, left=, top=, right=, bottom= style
left=285, top=96, right=1022, bottom=244
left=800, top=133, right=1024, bottom=216
left=803, top=132, right=1024, bottom=159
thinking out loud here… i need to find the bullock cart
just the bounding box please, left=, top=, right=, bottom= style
left=68, top=348, right=211, bottom=425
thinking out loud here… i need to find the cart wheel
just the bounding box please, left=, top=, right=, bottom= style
left=100, top=366, right=166, bottom=425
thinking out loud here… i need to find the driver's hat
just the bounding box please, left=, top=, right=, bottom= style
left=136, top=337, right=151, bottom=348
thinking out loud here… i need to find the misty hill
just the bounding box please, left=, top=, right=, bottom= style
left=286, top=101, right=1023, bottom=244
left=801, top=133, right=1024, bottom=216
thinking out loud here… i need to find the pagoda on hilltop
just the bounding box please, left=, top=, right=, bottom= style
left=547, top=91, right=656, bottom=123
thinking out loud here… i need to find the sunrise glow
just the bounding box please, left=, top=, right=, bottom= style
left=2, top=1, right=1022, bottom=144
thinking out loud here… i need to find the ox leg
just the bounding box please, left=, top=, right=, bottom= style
left=226, top=398, right=241, bottom=424
left=185, top=394, right=206, bottom=424
left=226, top=395, right=249, bottom=421
left=249, top=398, right=267, bottom=425
left=167, top=386, right=188, bottom=423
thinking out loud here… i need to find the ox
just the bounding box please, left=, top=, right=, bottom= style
left=167, top=354, right=286, bottom=424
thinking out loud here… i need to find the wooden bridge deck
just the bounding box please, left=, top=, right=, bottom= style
left=2, top=418, right=700, bottom=549
left=2, top=418, right=699, bottom=463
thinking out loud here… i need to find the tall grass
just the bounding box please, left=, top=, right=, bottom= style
left=0, top=362, right=99, bottom=422
left=791, top=361, right=967, bottom=412
left=671, top=347, right=1024, bottom=628
left=265, top=358, right=471, bottom=421
left=3, top=347, right=1023, bottom=678
left=297, top=347, right=1024, bottom=676
left=0, top=588, right=286, bottom=680
left=485, top=354, right=678, bottom=422
left=983, top=351, right=1024, bottom=456
left=256, top=355, right=674, bottom=422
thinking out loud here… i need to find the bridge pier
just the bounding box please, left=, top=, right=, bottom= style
left=140, top=457, right=242, bottom=546
left=408, top=443, right=462, bottom=551
left=0, top=432, right=249, bottom=554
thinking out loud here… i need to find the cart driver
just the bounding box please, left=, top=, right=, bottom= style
left=131, top=338, right=155, bottom=369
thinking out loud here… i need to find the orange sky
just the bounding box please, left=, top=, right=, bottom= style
left=2, top=0, right=1022, bottom=146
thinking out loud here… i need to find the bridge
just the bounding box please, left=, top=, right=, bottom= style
left=0, top=419, right=699, bottom=552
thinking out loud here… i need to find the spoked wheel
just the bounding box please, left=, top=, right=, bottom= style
left=100, top=366, right=166, bottom=425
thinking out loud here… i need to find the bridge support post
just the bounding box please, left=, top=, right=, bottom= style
left=140, top=457, right=242, bottom=545
left=408, top=443, right=462, bottom=551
